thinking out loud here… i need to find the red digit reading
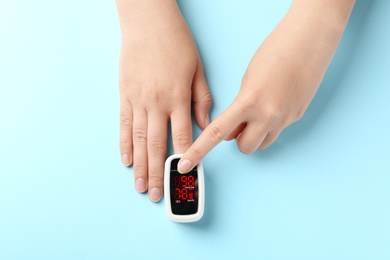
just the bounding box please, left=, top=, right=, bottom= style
left=181, top=176, right=187, bottom=187
left=175, top=188, right=181, bottom=200
left=188, top=176, right=194, bottom=187
left=182, top=188, right=188, bottom=200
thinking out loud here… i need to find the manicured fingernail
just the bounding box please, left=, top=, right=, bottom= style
left=205, top=114, right=210, bottom=126
left=135, top=178, right=146, bottom=192
left=178, top=159, right=192, bottom=173
left=121, top=154, right=130, bottom=166
left=149, top=188, right=161, bottom=202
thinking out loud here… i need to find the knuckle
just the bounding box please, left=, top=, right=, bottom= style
left=149, top=139, right=165, bottom=153
left=264, top=103, right=284, bottom=121
left=174, top=133, right=192, bottom=147
left=283, top=114, right=296, bottom=126
left=199, top=91, right=212, bottom=105
left=281, top=114, right=292, bottom=125
left=172, top=89, right=190, bottom=106
left=282, top=109, right=304, bottom=126
left=147, top=86, right=161, bottom=104
left=141, top=81, right=167, bottom=104
left=120, top=113, right=132, bottom=127
left=207, top=124, right=225, bottom=140
left=236, top=94, right=258, bottom=113
left=133, top=129, right=147, bottom=143
left=120, top=141, right=131, bottom=149
left=133, top=164, right=147, bottom=175
left=237, top=142, right=254, bottom=155
left=149, top=175, right=163, bottom=184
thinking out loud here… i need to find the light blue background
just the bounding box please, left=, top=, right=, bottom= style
left=0, top=0, right=389, bottom=259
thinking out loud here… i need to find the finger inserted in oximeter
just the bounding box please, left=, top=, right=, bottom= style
left=164, top=154, right=204, bottom=223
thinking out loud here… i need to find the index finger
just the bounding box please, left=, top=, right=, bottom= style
left=178, top=105, right=242, bottom=173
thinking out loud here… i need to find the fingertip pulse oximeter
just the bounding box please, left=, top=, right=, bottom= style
left=164, top=154, right=204, bottom=223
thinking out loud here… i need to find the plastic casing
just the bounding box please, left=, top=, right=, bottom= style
left=164, top=154, right=204, bottom=223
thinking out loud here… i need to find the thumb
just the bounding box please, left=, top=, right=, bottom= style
left=192, top=61, right=212, bottom=130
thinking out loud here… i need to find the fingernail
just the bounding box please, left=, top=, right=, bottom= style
left=178, top=159, right=192, bottom=173
left=135, top=178, right=146, bottom=192
left=149, top=188, right=161, bottom=202
left=121, top=154, right=130, bottom=166
left=205, top=114, right=210, bottom=126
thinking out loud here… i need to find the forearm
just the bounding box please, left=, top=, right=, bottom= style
left=291, top=0, right=356, bottom=26
left=288, top=0, right=356, bottom=41
left=254, top=0, right=356, bottom=82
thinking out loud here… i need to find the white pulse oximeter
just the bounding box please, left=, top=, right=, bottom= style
left=164, top=154, right=204, bottom=223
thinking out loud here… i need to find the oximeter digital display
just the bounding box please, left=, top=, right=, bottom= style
left=164, top=154, right=204, bottom=223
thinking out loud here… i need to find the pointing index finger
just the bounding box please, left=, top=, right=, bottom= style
left=178, top=105, right=242, bottom=173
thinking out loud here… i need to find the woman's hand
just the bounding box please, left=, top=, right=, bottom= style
left=178, top=0, right=355, bottom=173
left=116, top=0, right=211, bottom=201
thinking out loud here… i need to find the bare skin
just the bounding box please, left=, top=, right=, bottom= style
left=116, top=0, right=356, bottom=200
left=116, top=0, right=211, bottom=202
left=178, top=0, right=356, bottom=173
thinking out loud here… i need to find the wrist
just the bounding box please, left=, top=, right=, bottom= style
left=116, top=0, right=181, bottom=34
